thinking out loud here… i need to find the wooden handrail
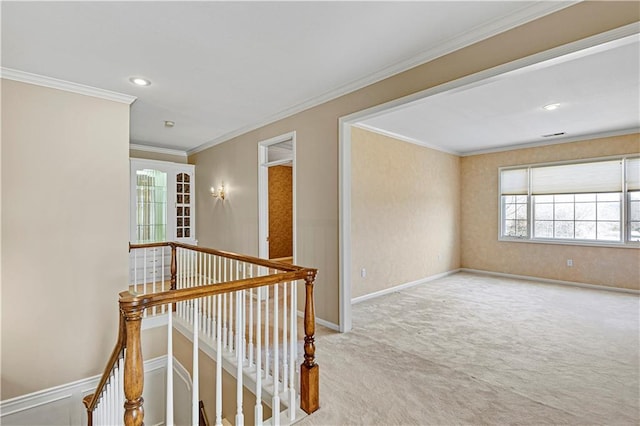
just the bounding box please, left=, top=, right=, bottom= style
left=82, top=311, right=127, bottom=418
left=129, top=241, right=171, bottom=252
left=86, top=242, right=320, bottom=425
left=129, top=241, right=301, bottom=273
left=119, top=269, right=313, bottom=310
left=173, top=242, right=304, bottom=272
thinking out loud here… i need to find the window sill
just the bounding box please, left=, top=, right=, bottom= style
left=498, top=237, right=640, bottom=249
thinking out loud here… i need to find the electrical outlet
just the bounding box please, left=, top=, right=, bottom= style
left=361, top=268, right=366, bottom=278
left=567, top=259, right=573, bottom=267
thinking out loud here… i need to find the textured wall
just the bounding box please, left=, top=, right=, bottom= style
left=351, top=127, right=460, bottom=298
left=268, top=165, right=293, bottom=259
left=461, top=133, right=640, bottom=290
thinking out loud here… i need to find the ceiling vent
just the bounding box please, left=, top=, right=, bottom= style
left=542, top=132, right=566, bottom=138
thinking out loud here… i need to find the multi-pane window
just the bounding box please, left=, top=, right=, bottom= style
left=533, top=193, right=621, bottom=241
left=500, top=156, right=639, bottom=245
left=629, top=192, right=640, bottom=241
left=503, top=195, right=528, bottom=237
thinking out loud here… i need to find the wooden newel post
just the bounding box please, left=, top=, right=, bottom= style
left=123, top=308, right=145, bottom=426
left=300, top=270, right=319, bottom=414
left=170, top=243, right=177, bottom=312
left=170, top=243, right=177, bottom=291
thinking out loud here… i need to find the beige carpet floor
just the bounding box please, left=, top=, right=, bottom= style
left=297, top=272, right=640, bottom=426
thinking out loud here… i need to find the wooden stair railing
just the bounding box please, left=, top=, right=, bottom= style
left=84, top=242, right=319, bottom=426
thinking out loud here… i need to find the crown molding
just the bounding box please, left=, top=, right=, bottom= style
left=130, top=143, right=188, bottom=157
left=188, top=1, right=577, bottom=155
left=460, top=128, right=640, bottom=157
left=352, top=123, right=461, bottom=156
left=1, top=67, right=136, bottom=105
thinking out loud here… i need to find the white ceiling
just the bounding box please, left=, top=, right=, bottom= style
left=1, top=1, right=576, bottom=154
left=358, top=33, right=640, bottom=155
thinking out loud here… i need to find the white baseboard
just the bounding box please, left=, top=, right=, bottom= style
left=295, top=311, right=341, bottom=331
left=460, top=268, right=640, bottom=295
left=0, top=356, right=174, bottom=426
left=351, top=269, right=461, bottom=305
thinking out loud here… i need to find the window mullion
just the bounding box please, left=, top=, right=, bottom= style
left=528, top=168, right=532, bottom=240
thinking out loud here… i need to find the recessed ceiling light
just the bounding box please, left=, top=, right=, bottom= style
left=129, top=77, right=151, bottom=87
left=543, top=103, right=560, bottom=111
left=164, top=120, right=175, bottom=128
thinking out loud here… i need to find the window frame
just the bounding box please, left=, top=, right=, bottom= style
left=498, top=155, right=639, bottom=248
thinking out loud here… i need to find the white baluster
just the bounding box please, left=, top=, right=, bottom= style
left=249, top=268, right=254, bottom=367
left=215, top=294, right=223, bottom=426
left=97, top=396, right=102, bottom=425
left=143, top=248, right=146, bottom=294
left=229, top=261, right=235, bottom=353
left=178, top=249, right=183, bottom=319
left=133, top=251, right=138, bottom=294
left=105, top=375, right=111, bottom=426
left=212, top=256, right=218, bottom=339
left=223, top=260, right=228, bottom=349
left=192, top=297, right=199, bottom=426
left=272, top=283, right=280, bottom=426
left=111, top=371, right=116, bottom=425
left=235, top=290, right=245, bottom=426
left=243, top=263, right=248, bottom=365
left=207, top=254, right=213, bottom=338
left=113, top=363, right=119, bottom=425
left=289, top=281, right=297, bottom=421
left=111, top=364, right=120, bottom=422
left=199, top=252, right=205, bottom=333
left=160, top=247, right=165, bottom=314
left=118, top=356, right=124, bottom=425
left=255, top=278, right=263, bottom=426
left=283, top=281, right=288, bottom=397
left=265, top=282, right=270, bottom=379
left=167, top=302, right=174, bottom=426
left=152, top=248, right=157, bottom=315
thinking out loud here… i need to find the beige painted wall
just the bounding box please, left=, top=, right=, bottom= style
left=130, top=148, right=188, bottom=164
left=461, top=133, right=640, bottom=290
left=1, top=80, right=131, bottom=399
left=173, top=330, right=271, bottom=425
left=191, top=2, right=639, bottom=326
left=351, top=127, right=460, bottom=298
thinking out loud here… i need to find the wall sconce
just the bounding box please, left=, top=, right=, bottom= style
left=210, top=182, right=226, bottom=201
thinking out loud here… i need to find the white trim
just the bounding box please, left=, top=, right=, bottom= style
left=338, top=117, right=352, bottom=333
left=352, top=123, right=459, bottom=156
left=296, top=311, right=341, bottom=332
left=130, top=143, right=188, bottom=158
left=263, top=158, right=293, bottom=168
left=0, top=356, right=168, bottom=422
left=187, top=2, right=575, bottom=155
left=351, top=270, right=461, bottom=304
left=461, top=127, right=640, bottom=157
left=461, top=268, right=640, bottom=295
left=1, top=67, right=136, bottom=105
left=338, top=23, right=640, bottom=335
left=172, top=354, right=193, bottom=393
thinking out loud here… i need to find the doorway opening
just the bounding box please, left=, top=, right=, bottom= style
left=338, top=25, right=637, bottom=332
left=258, top=132, right=296, bottom=263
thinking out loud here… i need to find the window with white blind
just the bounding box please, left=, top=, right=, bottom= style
left=499, top=156, right=640, bottom=245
